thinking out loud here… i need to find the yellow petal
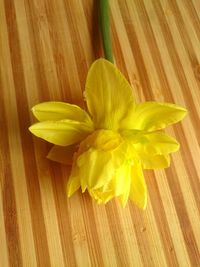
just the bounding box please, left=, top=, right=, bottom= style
left=85, top=142, right=135, bottom=206
left=32, top=101, right=92, bottom=125
left=117, top=164, right=132, bottom=207
left=47, top=144, right=77, bottom=164
left=85, top=59, right=135, bottom=130
left=67, top=152, right=81, bottom=197
left=67, top=175, right=80, bottom=197
left=77, top=148, right=114, bottom=190
left=133, top=132, right=179, bottom=169
left=129, top=102, right=187, bottom=131
left=129, top=163, right=147, bottom=209
left=29, top=119, right=93, bottom=146
left=91, top=130, right=122, bottom=151
left=72, top=130, right=127, bottom=191
left=88, top=189, right=114, bottom=204
left=134, top=132, right=180, bottom=155
left=103, top=154, right=133, bottom=198
left=140, top=154, right=170, bottom=169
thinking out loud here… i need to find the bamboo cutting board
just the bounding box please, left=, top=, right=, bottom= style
left=0, top=0, right=200, bottom=266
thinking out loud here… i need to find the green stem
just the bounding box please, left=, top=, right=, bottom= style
left=99, top=0, right=114, bottom=63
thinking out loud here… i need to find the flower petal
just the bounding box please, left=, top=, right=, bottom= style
left=134, top=132, right=180, bottom=155
left=32, top=101, right=92, bottom=125
left=72, top=130, right=127, bottom=191
left=29, top=120, right=93, bottom=146
left=47, top=144, right=78, bottom=164
left=129, top=102, right=187, bottom=131
left=77, top=148, right=114, bottom=190
left=102, top=144, right=135, bottom=198
left=104, top=166, right=129, bottom=197
left=88, top=189, right=114, bottom=204
left=67, top=175, right=80, bottom=197
left=129, top=163, right=147, bottom=209
left=85, top=59, right=135, bottom=130
left=117, top=164, right=132, bottom=207
left=132, top=132, right=179, bottom=169
left=140, top=154, right=170, bottom=169
left=67, top=152, right=81, bottom=197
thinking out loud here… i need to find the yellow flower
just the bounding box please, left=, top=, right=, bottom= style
left=29, top=59, right=187, bottom=208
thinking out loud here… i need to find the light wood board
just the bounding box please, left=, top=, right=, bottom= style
left=0, top=0, right=200, bottom=266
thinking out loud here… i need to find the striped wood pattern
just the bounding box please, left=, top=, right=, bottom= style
left=0, top=0, right=200, bottom=266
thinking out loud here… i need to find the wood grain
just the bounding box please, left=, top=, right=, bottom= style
left=0, top=0, right=200, bottom=266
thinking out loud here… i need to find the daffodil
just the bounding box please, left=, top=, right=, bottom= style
left=29, top=59, right=187, bottom=208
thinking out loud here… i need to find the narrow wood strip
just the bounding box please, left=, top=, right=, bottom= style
left=183, top=0, right=200, bottom=44
left=172, top=125, right=200, bottom=215
left=82, top=0, right=104, bottom=61
left=0, top=80, right=23, bottom=267
left=64, top=0, right=94, bottom=66
left=110, top=14, right=132, bottom=86
left=117, top=205, right=143, bottom=266
left=62, top=0, right=89, bottom=100
left=34, top=0, right=83, bottom=104
left=117, top=0, right=153, bottom=101
left=50, top=163, right=78, bottom=266
left=129, top=205, right=167, bottom=267
left=29, top=0, right=60, bottom=100
left=81, top=194, right=105, bottom=267
left=92, top=205, right=119, bottom=267
left=44, top=0, right=72, bottom=101
left=172, top=0, right=200, bottom=63
left=32, top=143, right=66, bottom=267
left=168, top=129, right=200, bottom=251
left=160, top=0, right=200, bottom=111
left=166, top=165, right=200, bottom=265
left=24, top=0, right=50, bottom=103
left=0, top=78, right=12, bottom=266
left=146, top=171, right=179, bottom=266
left=169, top=0, right=200, bottom=64
left=0, top=188, right=9, bottom=267
left=67, top=194, right=92, bottom=267
left=176, top=0, right=200, bottom=86
left=129, top=0, right=180, bottom=101
left=155, top=170, right=191, bottom=267
left=105, top=202, right=133, bottom=266
left=110, top=0, right=141, bottom=100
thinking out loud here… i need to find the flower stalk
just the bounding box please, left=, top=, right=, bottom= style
left=99, top=0, right=114, bottom=63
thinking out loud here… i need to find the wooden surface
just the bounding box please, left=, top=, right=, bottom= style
left=0, top=0, right=200, bottom=266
